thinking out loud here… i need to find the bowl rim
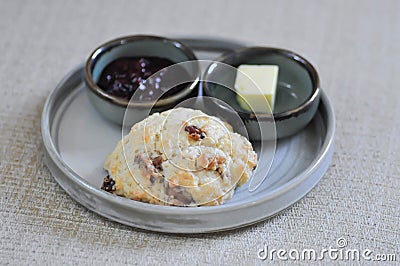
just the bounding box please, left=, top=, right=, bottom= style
left=202, top=46, right=321, bottom=121
left=84, top=35, right=200, bottom=108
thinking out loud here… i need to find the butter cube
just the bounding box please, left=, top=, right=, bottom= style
left=234, top=65, right=279, bottom=113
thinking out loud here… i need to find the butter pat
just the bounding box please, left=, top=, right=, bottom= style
left=234, top=65, right=279, bottom=113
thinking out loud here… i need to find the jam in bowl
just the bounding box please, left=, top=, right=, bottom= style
left=85, top=35, right=200, bottom=125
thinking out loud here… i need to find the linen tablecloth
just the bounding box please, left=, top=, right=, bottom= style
left=1, top=0, right=399, bottom=264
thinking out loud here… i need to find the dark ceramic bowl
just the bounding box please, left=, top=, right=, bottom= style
left=85, top=35, right=200, bottom=125
left=203, top=47, right=321, bottom=140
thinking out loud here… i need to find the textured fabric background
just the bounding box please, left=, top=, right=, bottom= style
left=0, top=0, right=399, bottom=265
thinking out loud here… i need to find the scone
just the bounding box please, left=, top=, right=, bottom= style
left=102, top=108, right=257, bottom=206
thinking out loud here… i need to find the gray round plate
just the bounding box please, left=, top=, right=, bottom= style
left=41, top=38, right=335, bottom=233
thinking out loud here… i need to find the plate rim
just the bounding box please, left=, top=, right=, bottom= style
left=41, top=39, right=335, bottom=232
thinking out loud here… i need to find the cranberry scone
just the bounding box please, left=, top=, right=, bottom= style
left=102, top=108, right=257, bottom=206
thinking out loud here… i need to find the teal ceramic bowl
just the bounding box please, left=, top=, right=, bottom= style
left=84, top=35, right=200, bottom=125
left=203, top=47, right=321, bottom=140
